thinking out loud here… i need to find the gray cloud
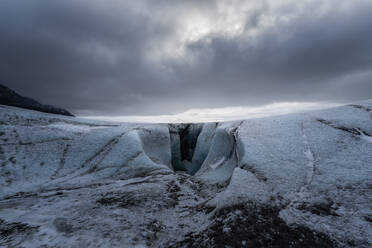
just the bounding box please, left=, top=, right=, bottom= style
left=1, top=0, right=371, bottom=115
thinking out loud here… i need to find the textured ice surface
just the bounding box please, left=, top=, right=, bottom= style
left=0, top=101, right=371, bottom=247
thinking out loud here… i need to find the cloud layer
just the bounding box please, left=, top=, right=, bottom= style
left=1, top=0, right=371, bottom=115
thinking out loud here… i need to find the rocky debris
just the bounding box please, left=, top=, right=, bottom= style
left=141, top=220, right=166, bottom=246
left=53, top=217, right=74, bottom=234
left=298, top=198, right=339, bottom=217
left=0, top=219, right=39, bottom=246
left=172, top=203, right=335, bottom=248
left=97, top=185, right=178, bottom=210
left=97, top=192, right=143, bottom=208
left=0, top=84, right=74, bottom=116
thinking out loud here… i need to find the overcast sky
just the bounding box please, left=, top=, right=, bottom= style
left=1, top=0, right=371, bottom=116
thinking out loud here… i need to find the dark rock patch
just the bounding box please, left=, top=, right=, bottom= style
left=298, top=200, right=339, bottom=217
left=167, top=180, right=181, bottom=207
left=171, top=203, right=334, bottom=248
left=0, top=219, right=39, bottom=245
left=364, top=216, right=372, bottom=223
left=141, top=220, right=166, bottom=246
left=53, top=217, right=74, bottom=234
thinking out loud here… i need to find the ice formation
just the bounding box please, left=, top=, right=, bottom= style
left=0, top=101, right=371, bottom=247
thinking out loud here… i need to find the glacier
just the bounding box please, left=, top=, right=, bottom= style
left=0, top=101, right=371, bottom=247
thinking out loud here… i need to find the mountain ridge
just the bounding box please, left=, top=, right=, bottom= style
left=0, top=84, right=74, bottom=117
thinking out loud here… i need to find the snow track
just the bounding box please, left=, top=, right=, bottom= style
left=51, top=143, right=71, bottom=179
left=300, top=122, right=316, bottom=186
left=81, top=132, right=127, bottom=174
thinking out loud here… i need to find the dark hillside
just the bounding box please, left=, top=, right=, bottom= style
left=0, top=84, right=74, bottom=117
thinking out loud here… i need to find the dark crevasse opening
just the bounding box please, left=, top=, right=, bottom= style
left=168, top=123, right=204, bottom=175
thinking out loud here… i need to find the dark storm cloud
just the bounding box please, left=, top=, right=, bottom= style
left=0, top=0, right=173, bottom=114
left=169, top=1, right=372, bottom=106
left=0, top=0, right=371, bottom=115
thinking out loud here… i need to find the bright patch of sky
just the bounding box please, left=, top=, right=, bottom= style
left=83, top=102, right=340, bottom=123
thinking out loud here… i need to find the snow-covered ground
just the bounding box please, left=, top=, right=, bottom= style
left=0, top=101, right=371, bottom=247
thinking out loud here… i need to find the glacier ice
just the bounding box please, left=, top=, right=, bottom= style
left=0, top=101, right=371, bottom=247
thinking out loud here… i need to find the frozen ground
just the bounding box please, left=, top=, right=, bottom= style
left=0, top=101, right=371, bottom=247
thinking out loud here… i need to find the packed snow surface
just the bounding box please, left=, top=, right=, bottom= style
left=0, top=101, right=371, bottom=247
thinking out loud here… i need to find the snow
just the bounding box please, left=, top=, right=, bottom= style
left=195, top=122, right=239, bottom=184
left=191, top=122, right=217, bottom=168
left=209, top=157, right=225, bottom=170
left=47, top=122, right=110, bottom=133
left=0, top=100, right=372, bottom=247
left=207, top=168, right=272, bottom=209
